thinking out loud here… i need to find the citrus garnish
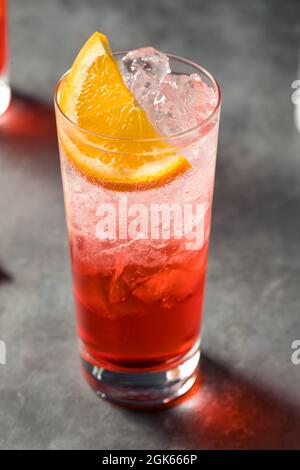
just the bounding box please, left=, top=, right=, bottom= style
left=57, top=32, right=190, bottom=190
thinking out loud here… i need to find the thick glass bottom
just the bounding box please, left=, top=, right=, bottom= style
left=80, top=339, right=200, bottom=408
left=0, top=78, right=11, bottom=116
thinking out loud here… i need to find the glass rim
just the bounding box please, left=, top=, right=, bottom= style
left=54, top=51, right=221, bottom=143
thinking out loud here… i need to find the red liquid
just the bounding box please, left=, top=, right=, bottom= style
left=0, top=0, right=8, bottom=77
left=71, top=237, right=208, bottom=371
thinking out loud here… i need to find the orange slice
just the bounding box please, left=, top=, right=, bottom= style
left=57, top=32, right=189, bottom=190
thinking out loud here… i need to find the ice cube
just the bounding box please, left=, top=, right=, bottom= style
left=120, top=47, right=170, bottom=101
left=151, top=73, right=217, bottom=135
left=108, top=276, right=128, bottom=304
left=186, top=73, right=217, bottom=121
left=132, top=265, right=201, bottom=308
left=119, top=47, right=217, bottom=136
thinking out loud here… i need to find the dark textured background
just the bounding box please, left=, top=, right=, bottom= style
left=0, top=0, right=300, bottom=449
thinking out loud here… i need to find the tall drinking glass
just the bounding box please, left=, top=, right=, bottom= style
left=55, top=54, right=221, bottom=407
left=0, top=0, right=10, bottom=115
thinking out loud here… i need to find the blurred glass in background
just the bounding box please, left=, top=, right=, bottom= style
left=0, top=0, right=10, bottom=115
left=293, top=49, right=300, bottom=132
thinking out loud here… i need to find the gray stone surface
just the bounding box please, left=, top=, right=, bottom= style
left=0, top=0, right=300, bottom=449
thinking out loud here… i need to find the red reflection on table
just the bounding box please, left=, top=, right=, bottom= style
left=0, top=92, right=56, bottom=147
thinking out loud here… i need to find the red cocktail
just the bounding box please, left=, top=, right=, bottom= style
left=55, top=32, right=221, bottom=407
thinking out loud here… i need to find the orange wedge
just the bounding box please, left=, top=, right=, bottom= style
left=57, top=32, right=189, bottom=190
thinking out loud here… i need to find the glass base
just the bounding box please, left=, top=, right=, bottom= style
left=0, top=79, right=11, bottom=116
left=80, top=340, right=200, bottom=408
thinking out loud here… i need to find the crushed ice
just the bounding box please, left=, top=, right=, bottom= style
left=119, top=47, right=217, bottom=135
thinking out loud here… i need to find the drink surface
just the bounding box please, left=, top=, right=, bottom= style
left=56, top=38, right=220, bottom=371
